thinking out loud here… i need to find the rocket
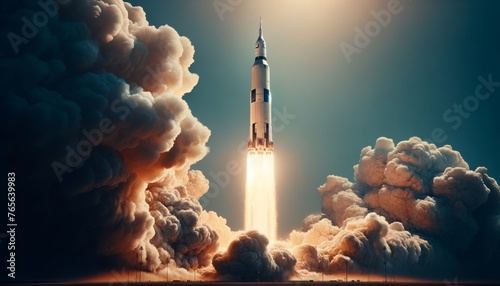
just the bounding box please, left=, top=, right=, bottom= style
left=248, top=19, right=273, bottom=154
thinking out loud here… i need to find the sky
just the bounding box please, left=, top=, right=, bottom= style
left=128, top=0, right=500, bottom=236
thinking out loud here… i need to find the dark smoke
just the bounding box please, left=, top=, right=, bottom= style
left=0, top=0, right=218, bottom=280
left=212, top=231, right=296, bottom=282
left=147, top=185, right=219, bottom=270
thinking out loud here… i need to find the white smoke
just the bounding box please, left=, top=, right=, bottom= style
left=283, top=137, right=500, bottom=280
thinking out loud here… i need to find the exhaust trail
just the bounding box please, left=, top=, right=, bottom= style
left=245, top=152, right=277, bottom=242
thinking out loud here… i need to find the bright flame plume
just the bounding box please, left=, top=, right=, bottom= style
left=245, top=152, right=277, bottom=242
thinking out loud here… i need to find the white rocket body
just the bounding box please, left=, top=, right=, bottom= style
left=248, top=21, right=273, bottom=154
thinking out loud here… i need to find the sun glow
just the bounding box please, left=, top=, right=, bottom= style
left=245, top=152, right=277, bottom=242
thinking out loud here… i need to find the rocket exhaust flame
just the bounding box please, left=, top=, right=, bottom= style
left=245, top=152, right=277, bottom=242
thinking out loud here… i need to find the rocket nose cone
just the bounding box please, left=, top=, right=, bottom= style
left=255, top=41, right=266, bottom=57
left=255, top=38, right=264, bottom=47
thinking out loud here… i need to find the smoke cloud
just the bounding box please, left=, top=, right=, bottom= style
left=0, top=0, right=221, bottom=280
left=286, top=137, right=500, bottom=280
left=146, top=185, right=218, bottom=270
left=212, top=231, right=296, bottom=282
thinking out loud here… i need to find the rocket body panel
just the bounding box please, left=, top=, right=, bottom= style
left=248, top=21, right=273, bottom=153
left=251, top=60, right=269, bottom=89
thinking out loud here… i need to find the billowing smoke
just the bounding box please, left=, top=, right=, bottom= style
left=286, top=137, right=500, bottom=280
left=212, top=231, right=296, bottom=282
left=146, top=185, right=218, bottom=270
left=0, top=0, right=225, bottom=280
left=208, top=136, right=499, bottom=281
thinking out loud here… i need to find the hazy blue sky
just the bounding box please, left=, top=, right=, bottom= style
left=129, top=0, right=500, bottom=236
